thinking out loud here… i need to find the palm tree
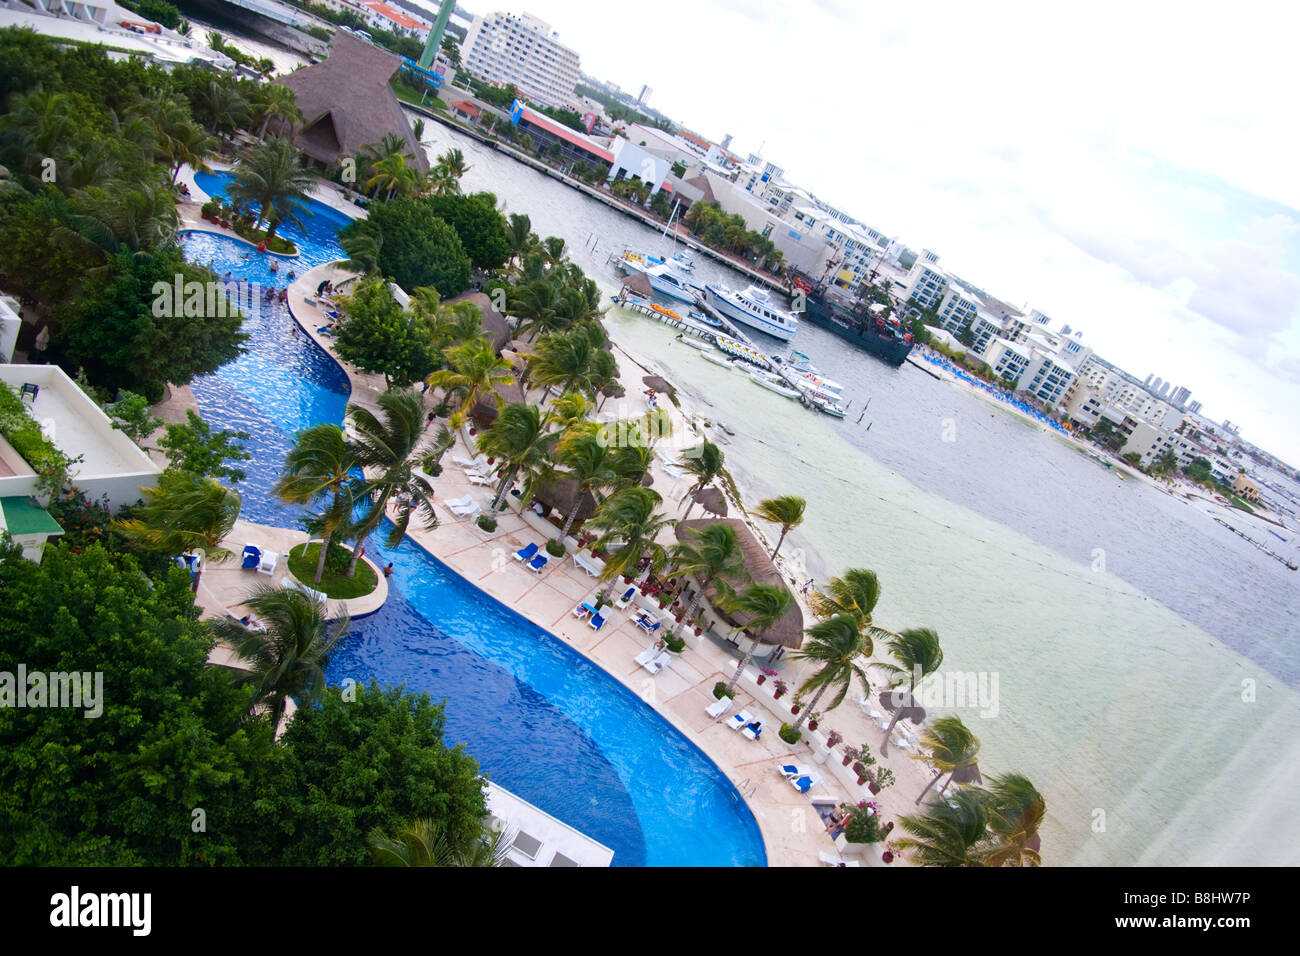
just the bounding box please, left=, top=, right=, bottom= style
left=722, top=583, right=795, bottom=695
left=436, top=146, right=470, bottom=180
left=751, top=494, right=806, bottom=560
left=607, top=440, right=653, bottom=491
left=508, top=280, right=561, bottom=341
left=787, top=614, right=871, bottom=733
left=366, top=151, right=419, bottom=200
left=227, top=136, right=314, bottom=244
left=894, top=788, right=990, bottom=867
left=343, top=389, right=439, bottom=577
left=0, top=88, right=77, bottom=171
left=809, top=568, right=891, bottom=642
left=554, top=429, right=620, bottom=538
left=505, top=212, right=533, bottom=270
left=427, top=337, right=515, bottom=418
left=544, top=392, right=594, bottom=433
left=115, top=470, right=241, bottom=575
left=975, top=773, right=1045, bottom=867
left=211, top=582, right=348, bottom=731
left=679, top=441, right=725, bottom=519
left=913, top=715, right=982, bottom=805
left=367, top=817, right=510, bottom=867
left=540, top=235, right=567, bottom=269
left=250, top=83, right=302, bottom=141
left=525, top=326, right=603, bottom=401
left=878, top=627, right=944, bottom=756
left=643, top=406, right=674, bottom=448
left=475, top=402, right=553, bottom=511
left=340, top=231, right=383, bottom=276
left=72, top=176, right=179, bottom=253
left=586, top=487, right=675, bottom=583
left=194, top=78, right=250, bottom=140
left=668, top=522, right=750, bottom=640
left=273, top=423, right=359, bottom=586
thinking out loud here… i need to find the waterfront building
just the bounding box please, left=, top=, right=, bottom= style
left=1233, top=474, right=1261, bottom=503
left=904, top=254, right=948, bottom=310
left=984, top=338, right=1033, bottom=382
left=937, top=282, right=981, bottom=335
left=510, top=102, right=613, bottom=169
left=356, top=1, right=433, bottom=36
left=606, top=136, right=668, bottom=195
left=462, top=11, right=582, bottom=109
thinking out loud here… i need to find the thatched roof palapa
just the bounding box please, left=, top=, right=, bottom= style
left=693, top=487, right=728, bottom=516
left=447, top=291, right=511, bottom=353
left=470, top=379, right=525, bottom=426
left=276, top=31, right=428, bottom=173
left=619, top=272, right=653, bottom=298
left=674, top=518, right=803, bottom=649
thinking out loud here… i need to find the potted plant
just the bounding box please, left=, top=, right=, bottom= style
left=757, top=667, right=776, bottom=686
left=778, top=722, right=801, bottom=745
left=772, top=678, right=788, bottom=700
left=843, top=801, right=887, bottom=848
left=807, top=711, right=822, bottom=731
left=868, top=766, right=895, bottom=795
left=790, top=693, right=803, bottom=715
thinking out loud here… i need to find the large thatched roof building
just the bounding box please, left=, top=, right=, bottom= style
left=447, top=291, right=511, bottom=353
left=675, top=518, right=803, bottom=651
left=276, top=31, right=428, bottom=174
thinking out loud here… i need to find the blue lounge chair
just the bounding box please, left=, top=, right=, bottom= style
left=742, top=721, right=763, bottom=741
left=636, top=619, right=661, bottom=634
left=528, top=553, right=548, bottom=574
left=241, top=545, right=261, bottom=570
left=588, top=613, right=606, bottom=631
left=514, top=542, right=539, bottom=562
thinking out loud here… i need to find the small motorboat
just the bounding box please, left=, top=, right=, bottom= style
left=749, top=368, right=800, bottom=399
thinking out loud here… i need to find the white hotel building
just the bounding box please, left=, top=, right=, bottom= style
left=462, top=11, right=581, bottom=110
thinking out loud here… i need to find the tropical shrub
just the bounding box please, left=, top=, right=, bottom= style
left=475, top=514, right=497, bottom=532
left=844, top=803, right=889, bottom=844
left=778, top=722, right=802, bottom=744
left=545, top=538, right=566, bottom=557
left=339, top=196, right=471, bottom=297
left=713, top=681, right=734, bottom=700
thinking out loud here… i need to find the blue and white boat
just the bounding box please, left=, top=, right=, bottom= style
left=704, top=283, right=798, bottom=341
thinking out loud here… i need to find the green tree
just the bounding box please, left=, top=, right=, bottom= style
left=249, top=82, right=302, bottom=141
left=0, top=543, right=277, bottom=865
left=273, top=423, right=359, bottom=585
left=104, top=389, right=163, bottom=449
left=751, top=494, right=806, bottom=560
left=721, top=583, right=796, bottom=695
left=679, top=441, right=725, bottom=519
left=586, top=486, right=675, bottom=583
left=334, top=276, right=437, bottom=388
left=668, top=522, right=750, bottom=640
left=343, top=389, right=440, bottom=576
left=226, top=135, right=314, bottom=244
left=211, top=582, right=348, bottom=730
left=114, top=469, right=241, bottom=565
left=427, top=335, right=514, bottom=418
left=475, top=402, right=553, bottom=511
left=787, top=614, right=871, bottom=734
left=877, top=627, right=943, bottom=756
left=552, top=428, right=620, bottom=538
left=368, top=817, right=509, bottom=866
left=339, top=196, right=471, bottom=297
left=975, top=773, right=1045, bottom=867
left=895, top=788, right=990, bottom=867
left=158, top=408, right=252, bottom=484
left=53, top=248, right=247, bottom=402
left=255, top=682, right=488, bottom=866
left=913, top=716, right=982, bottom=805
left=423, top=192, right=509, bottom=270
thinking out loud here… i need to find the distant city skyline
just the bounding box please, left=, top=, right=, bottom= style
left=452, top=0, right=1300, bottom=465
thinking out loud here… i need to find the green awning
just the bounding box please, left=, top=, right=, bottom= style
left=0, top=496, right=64, bottom=536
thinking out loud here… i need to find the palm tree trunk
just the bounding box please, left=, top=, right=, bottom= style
left=491, top=465, right=517, bottom=511
left=673, top=590, right=703, bottom=639
left=881, top=709, right=901, bottom=756
left=771, top=527, right=788, bottom=560
left=915, top=771, right=944, bottom=806
left=559, top=493, right=584, bottom=539
left=724, top=636, right=760, bottom=695
left=790, top=681, right=831, bottom=733
left=314, top=530, right=332, bottom=585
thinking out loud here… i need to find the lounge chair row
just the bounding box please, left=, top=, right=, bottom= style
left=727, top=710, right=764, bottom=741
left=240, top=544, right=278, bottom=575
left=512, top=541, right=549, bottom=573
left=634, top=647, right=670, bottom=674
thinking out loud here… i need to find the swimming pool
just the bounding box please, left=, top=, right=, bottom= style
left=184, top=174, right=767, bottom=866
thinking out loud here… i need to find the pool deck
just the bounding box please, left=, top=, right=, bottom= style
left=242, top=257, right=932, bottom=867
left=166, top=192, right=935, bottom=867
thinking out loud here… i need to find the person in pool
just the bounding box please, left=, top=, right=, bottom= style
left=269, top=260, right=279, bottom=273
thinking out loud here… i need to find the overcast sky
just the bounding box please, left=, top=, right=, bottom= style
left=448, top=0, right=1300, bottom=464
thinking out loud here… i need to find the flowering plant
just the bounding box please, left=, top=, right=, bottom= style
left=826, top=730, right=844, bottom=749
left=760, top=667, right=778, bottom=677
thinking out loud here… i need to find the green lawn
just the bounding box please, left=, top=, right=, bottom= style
left=287, top=543, right=378, bottom=599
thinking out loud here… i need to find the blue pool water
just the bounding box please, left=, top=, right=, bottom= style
left=184, top=175, right=767, bottom=866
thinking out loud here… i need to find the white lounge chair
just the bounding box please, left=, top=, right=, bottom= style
left=705, top=696, right=733, bottom=719
left=740, top=720, right=764, bottom=741
left=445, top=496, right=480, bottom=519
left=281, top=576, right=326, bottom=603
left=258, top=549, right=278, bottom=576
left=452, top=453, right=487, bottom=469
left=614, top=585, right=639, bottom=609
left=788, top=772, right=822, bottom=793
left=634, top=648, right=657, bottom=668
left=778, top=764, right=814, bottom=778
left=464, top=470, right=494, bottom=486
left=637, top=650, right=669, bottom=674
left=572, top=551, right=603, bottom=577
left=727, top=710, right=756, bottom=732
left=819, top=851, right=846, bottom=867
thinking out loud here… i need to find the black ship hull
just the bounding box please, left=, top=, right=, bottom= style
left=799, top=295, right=913, bottom=367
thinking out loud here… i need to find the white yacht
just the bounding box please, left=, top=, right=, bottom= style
left=703, top=284, right=798, bottom=341
left=617, top=252, right=703, bottom=304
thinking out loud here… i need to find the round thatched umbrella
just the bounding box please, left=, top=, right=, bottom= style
left=642, top=374, right=673, bottom=394
left=598, top=382, right=625, bottom=412
left=878, top=689, right=927, bottom=757
left=619, top=271, right=653, bottom=299
left=693, top=487, right=728, bottom=517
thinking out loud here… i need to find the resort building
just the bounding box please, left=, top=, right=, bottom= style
left=936, top=282, right=981, bottom=335
left=355, top=1, right=433, bottom=36
left=276, top=30, right=429, bottom=174
left=1, top=365, right=162, bottom=560
left=605, top=136, right=670, bottom=196
left=983, top=338, right=1032, bottom=382
left=1233, top=474, right=1261, bottom=503
left=485, top=782, right=613, bottom=866
left=903, top=252, right=948, bottom=310
left=462, top=11, right=582, bottom=109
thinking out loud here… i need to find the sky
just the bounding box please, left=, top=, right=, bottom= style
left=444, top=0, right=1300, bottom=464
